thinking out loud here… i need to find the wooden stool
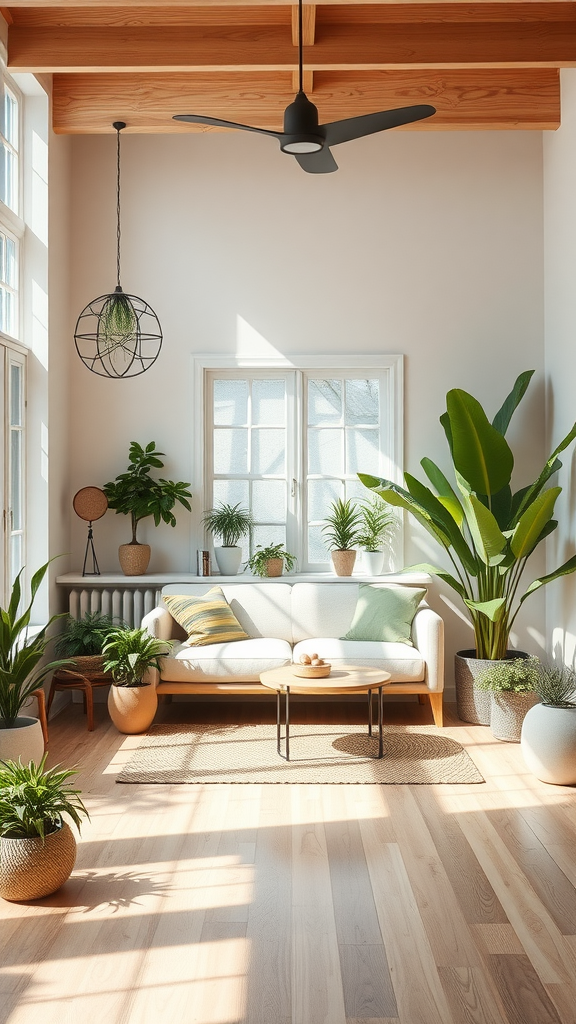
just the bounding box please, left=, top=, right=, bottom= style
left=31, top=688, right=49, bottom=749
left=47, top=668, right=111, bottom=732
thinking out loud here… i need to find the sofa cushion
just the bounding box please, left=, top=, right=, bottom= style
left=341, top=584, right=427, bottom=645
left=292, top=639, right=425, bottom=682
left=162, top=583, right=294, bottom=642
left=160, top=638, right=293, bottom=681
left=162, top=587, right=250, bottom=646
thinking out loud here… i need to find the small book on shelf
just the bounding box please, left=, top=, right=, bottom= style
left=196, top=549, right=211, bottom=576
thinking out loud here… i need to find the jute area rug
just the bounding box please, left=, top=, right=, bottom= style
left=116, top=723, right=484, bottom=785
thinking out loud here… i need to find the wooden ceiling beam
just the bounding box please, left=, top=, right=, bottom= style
left=52, top=68, right=559, bottom=132
left=5, top=0, right=576, bottom=7
left=8, top=21, right=576, bottom=72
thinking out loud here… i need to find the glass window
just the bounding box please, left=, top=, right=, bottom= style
left=0, top=85, right=19, bottom=214
left=0, top=229, right=18, bottom=338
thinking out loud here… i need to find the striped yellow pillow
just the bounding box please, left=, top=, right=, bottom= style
left=162, top=588, right=250, bottom=647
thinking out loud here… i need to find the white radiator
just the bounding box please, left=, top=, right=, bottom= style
left=67, top=586, right=163, bottom=628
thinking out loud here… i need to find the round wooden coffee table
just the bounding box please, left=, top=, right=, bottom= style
left=260, top=664, right=391, bottom=761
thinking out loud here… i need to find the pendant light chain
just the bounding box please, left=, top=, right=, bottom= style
left=113, top=120, right=126, bottom=290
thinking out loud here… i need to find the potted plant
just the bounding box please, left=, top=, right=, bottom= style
left=0, top=562, right=69, bottom=765
left=103, top=626, right=173, bottom=734
left=476, top=655, right=540, bottom=741
left=322, top=498, right=363, bottom=576
left=521, top=664, right=576, bottom=784
left=359, top=370, right=576, bottom=724
left=246, top=543, right=296, bottom=578
left=54, top=611, right=119, bottom=674
left=202, top=502, right=254, bottom=576
left=103, top=441, right=192, bottom=576
left=357, top=495, right=398, bottom=575
left=0, top=755, right=89, bottom=901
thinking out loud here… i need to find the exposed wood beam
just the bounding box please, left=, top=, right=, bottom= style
left=9, top=21, right=576, bottom=72
left=5, top=0, right=576, bottom=7
left=52, top=68, right=559, bottom=132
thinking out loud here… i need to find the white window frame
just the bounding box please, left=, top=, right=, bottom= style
left=0, top=337, right=26, bottom=603
left=193, top=354, right=403, bottom=572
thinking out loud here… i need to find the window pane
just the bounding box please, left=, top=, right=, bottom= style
left=252, top=429, right=285, bottom=475
left=251, top=524, right=286, bottom=553
left=308, top=524, right=329, bottom=563
left=3, top=90, right=18, bottom=148
left=0, top=144, right=16, bottom=212
left=10, top=533, right=22, bottom=588
left=252, top=479, right=286, bottom=523
left=345, top=379, right=379, bottom=425
left=212, top=479, right=249, bottom=510
left=252, top=379, right=285, bottom=426
left=10, top=363, right=21, bottom=426
left=307, top=478, right=342, bottom=522
left=213, top=379, right=248, bottom=426
left=5, top=237, right=16, bottom=289
left=214, top=428, right=248, bottom=474
left=10, top=429, right=21, bottom=529
left=346, top=478, right=369, bottom=503
left=346, top=428, right=380, bottom=473
left=308, top=428, right=343, bottom=476
left=308, top=380, right=342, bottom=424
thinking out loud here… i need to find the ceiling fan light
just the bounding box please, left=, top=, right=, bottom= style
left=281, top=137, right=323, bottom=154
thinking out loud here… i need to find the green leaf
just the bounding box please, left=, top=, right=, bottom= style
left=446, top=388, right=514, bottom=496
left=420, top=458, right=464, bottom=527
left=457, top=487, right=507, bottom=564
left=510, top=487, right=560, bottom=560
left=400, top=562, right=467, bottom=598
left=513, top=423, right=576, bottom=522
left=520, top=554, right=576, bottom=604
left=404, top=472, right=477, bottom=574
left=464, top=597, right=506, bottom=622
left=492, top=370, right=535, bottom=436
left=358, top=477, right=452, bottom=551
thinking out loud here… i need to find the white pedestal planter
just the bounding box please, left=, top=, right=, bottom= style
left=521, top=703, right=576, bottom=785
left=0, top=717, right=45, bottom=764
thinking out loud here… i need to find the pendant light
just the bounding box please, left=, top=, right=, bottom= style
left=74, top=122, right=162, bottom=378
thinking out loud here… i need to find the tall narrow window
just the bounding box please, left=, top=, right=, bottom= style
left=0, top=229, right=18, bottom=338
left=0, top=84, right=19, bottom=214
left=8, top=353, right=24, bottom=588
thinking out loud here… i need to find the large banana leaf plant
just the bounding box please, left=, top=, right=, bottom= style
left=359, top=370, right=576, bottom=660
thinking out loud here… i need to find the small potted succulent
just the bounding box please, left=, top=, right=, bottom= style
left=103, top=441, right=192, bottom=576
left=0, top=755, right=89, bottom=901
left=521, top=663, right=576, bottom=784
left=103, top=627, right=173, bottom=734
left=246, top=543, right=296, bottom=578
left=321, top=498, right=363, bottom=576
left=357, top=495, right=397, bottom=575
left=202, top=502, right=254, bottom=576
left=476, top=655, right=540, bottom=741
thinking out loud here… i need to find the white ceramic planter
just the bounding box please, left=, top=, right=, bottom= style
left=521, top=703, right=576, bottom=785
left=0, top=717, right=45, bottom=764
left=214, top=546, right=243, bottom=576
left=362, top=550, right=385, bottom=575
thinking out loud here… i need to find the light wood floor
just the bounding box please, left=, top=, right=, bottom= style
left=2, top=697, right=576, bottom=1024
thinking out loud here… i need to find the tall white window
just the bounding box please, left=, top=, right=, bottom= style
left=0, top=342, right=25, bottom=601
left=201, top=358, right=402, bottom=572
left=0, top=83, right=19, bottom=214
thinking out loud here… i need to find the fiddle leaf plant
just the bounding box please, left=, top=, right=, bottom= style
left=103, top=441, right=192, bottom=544
left=359, top=370, right=576, bottom=661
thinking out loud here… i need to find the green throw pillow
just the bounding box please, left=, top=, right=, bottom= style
left=341, top=585, right=427, bottom=645
left=162, top=587, right=250, bottom=647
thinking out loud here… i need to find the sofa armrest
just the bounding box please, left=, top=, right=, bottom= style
left=142, top=606, right=175, bottom=642
left=412, top=606, right=444, bottom=692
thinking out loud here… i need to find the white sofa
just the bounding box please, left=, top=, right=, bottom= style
left=141, top=580, right=445, bottom=728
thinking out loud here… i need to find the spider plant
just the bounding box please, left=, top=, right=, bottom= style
left=0, top=755, right=89, bottom=840
left=102, top=627, right=173, bottom=687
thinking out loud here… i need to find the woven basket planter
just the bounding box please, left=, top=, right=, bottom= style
left=66, top=655, right=111, bottom=680
left=118, top=542, right=151, bottom=576
left=490, top=691, right=540, bottom=742
left=0, top=821, right=77, bottom=902
left=454, top=651, right=492, bottom=725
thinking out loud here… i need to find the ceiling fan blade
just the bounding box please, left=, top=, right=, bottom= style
left=173, top=113, right=282, bottom=140
left=323, top=104, right=436, bottom=148
left=294, top=148, right=338, bottom=174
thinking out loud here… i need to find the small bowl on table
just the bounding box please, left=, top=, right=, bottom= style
left=292, top=662, right=331, bottom=679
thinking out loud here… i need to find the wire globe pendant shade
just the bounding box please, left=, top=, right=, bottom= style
left=74, top=122, right=162, bottom=378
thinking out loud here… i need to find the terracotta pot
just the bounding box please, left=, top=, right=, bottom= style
left=521, top=704, right=576, bottom=785
left=108, top=683, right=158, bottom=734
left=454, top=650, right=528, bottom=725
left=331, top=550, right=357, bottom=577
left=265, top=558, right=284, bottom=577
left=0, top=821, right=77, bottom=901
left=118, top=542, right=151, bottom=576
left=0, top=716, right=45, bottom=764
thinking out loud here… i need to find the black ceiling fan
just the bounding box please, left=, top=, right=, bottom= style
left=173, top=0, right=436, bottom=173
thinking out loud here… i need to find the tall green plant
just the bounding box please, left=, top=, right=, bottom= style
left=322, top=498, right=363, bottom=551
left=0, top=562, right=69, bottom=728
left=359, top=370, right=576, bottom=660
left=102, top=627, right=172, bottom=687
left=103, top=441, right=192, bottom=544
left=0, top=755, right=89, bottom=840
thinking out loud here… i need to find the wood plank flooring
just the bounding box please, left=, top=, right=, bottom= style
left=2, top=698, right=576, bottom=1024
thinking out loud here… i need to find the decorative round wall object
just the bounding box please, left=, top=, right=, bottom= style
left=73, top=486, right=108, bottom=522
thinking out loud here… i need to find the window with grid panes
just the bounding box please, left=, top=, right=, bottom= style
left=0, top=83, right=19, bottom=215
left=203, top=361, right=401, bottom=572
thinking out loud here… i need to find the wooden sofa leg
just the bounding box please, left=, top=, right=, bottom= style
left=418, top=694, right=426, bottom=705
left=428, top=692, right=444, bottom=727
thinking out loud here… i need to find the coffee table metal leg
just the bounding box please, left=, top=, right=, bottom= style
left=276, top=686, right=290, bottom=761
left=368, top=690, right=373, bottom=736
left=377, top=686, right=383, bottom=758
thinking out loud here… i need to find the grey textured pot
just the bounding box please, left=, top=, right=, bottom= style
left=455, top=650, right=528, bottom=725
left=490, top=691, right=540, bottom=742
left=521, top=703, right=576, bottom=785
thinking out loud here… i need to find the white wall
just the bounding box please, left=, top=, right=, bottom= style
left=544, top=70, right=576, bottom=668
left=67, top=127, right=546, bottom=689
